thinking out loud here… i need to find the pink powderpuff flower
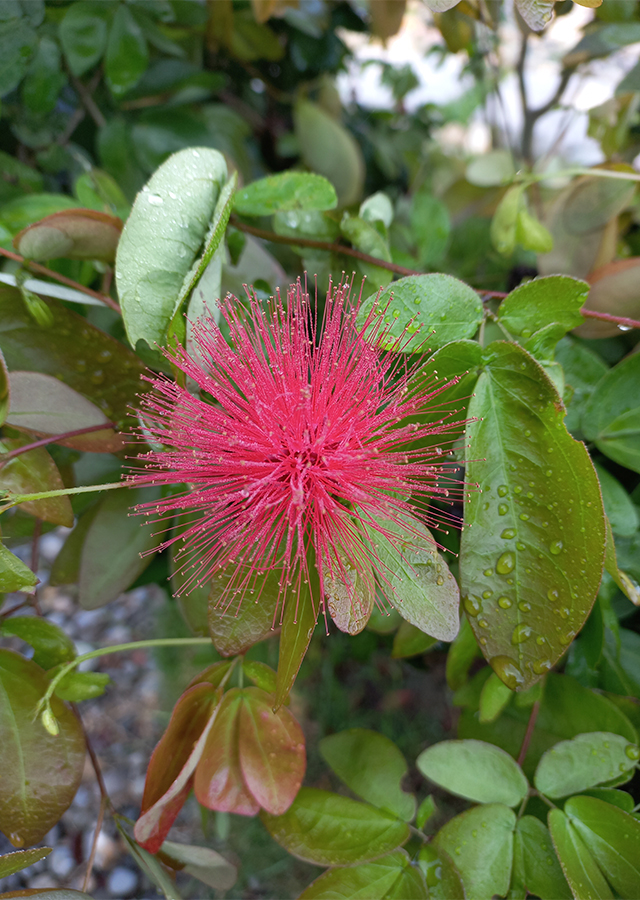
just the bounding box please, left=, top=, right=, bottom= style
left=129, top=278, right=466, bottom=633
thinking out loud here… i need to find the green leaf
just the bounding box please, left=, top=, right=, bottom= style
left=0, top=616, right=75, bottom=670
left=446, top=614, right=481, bottom=690
left=49, top=503, right=100, bottom=588
left=158, top=840, right=237, bottom=892
left=391, top=620, right=438, bottom=658
left=299, top=850, right=428, bottom=900
left=497, top=276, right=588, bottom=359
left=365, top=511, right=460, bottom=642
left=555, top=339, right=609, bottom=433
left=579, top=788, right=635, bottom=813
left=565, top=795, right=640, bottom=897
left=419, top=845, right=465, bottom=900
left=105, top=3, right=149, bottom=97
left=0, top=846, right=51, bottom=878
left=74, top=169, right=130, bottom=220
left=208, top=565, right=280, bottom=657
left=117, top=816, right=183, bottom=900
left=275, top=570, right=319, bottom=707
left=434, top=803, right=516, bottom=900
left=479, top=671, right=513, bottom=723
left=582, top=352, right=640, bottom=474
left=515, top=816, right=572, bottom=900
left=460, top=342, right=606, bottom=690
left=340, top=213, right=393, bottom=288
left=548, top=808, right=614, bottom=900
left=58, top=0, right=110, bottom=77
left=466, top=150, right=516, bottom=187
left=603, top=519, right=640, bottom=608
left=320, top=728, right=416, bottom=822
left=0, top=437, right=73, bottom=526
left=21, top=35, right=66, bottom=116
left=357, top=274, right=483, bottom=354
left=534, top=732, right=638, bottom=799
left=115, top=147, right=229, bottom=349
left=515, top=207, right=554, bottom=254
left=15, top=208, right=123, bottom=264
left=595, top=464, right=638, bottom=538
left=0, top=650, right=85, bottom=847
left=0, top=286, right=147, bottom=432
left=410, top=189, right=451, bottom=267
left=53, top=670, right=110, bottom=702
left=0, top=193, right=79, bottom=235
left=417, top=739, right=528, bottom=807
left=260, top=787, right=410, bottom=866
left=490, top=185, right=525, bottom=256
left=235, top=172, right=337, bottom=217
left=78, top=487, right=160, bottom=609
left=416, top=795, right=436, bottom=830
left=242, top=660, right=277, bottom=695
left=0, top=542, right=37, bottom=593
left=0, top=16, right=36, bottom=97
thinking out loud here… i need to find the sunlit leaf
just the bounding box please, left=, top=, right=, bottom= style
left=235, top=172, right=337, bottom=216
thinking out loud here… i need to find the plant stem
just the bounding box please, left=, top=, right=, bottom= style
left=0, top=480, right=125, bottom=512
left=517, top=699, right=541, bottom=767
left=0, top=246, right=121, bottom=312
left=1, top=423, right=118, bottom=462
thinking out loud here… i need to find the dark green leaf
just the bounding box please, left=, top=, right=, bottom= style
left=582, top=352, right=640, bottom=473
left=0, top=194, right=78, bottom=234
left=235, top=172, right=337, bottom=216
left=340, top=214, right=393, bottom=288
left=320, top=728, right=416, bottom=822
left=49, top=503, right=100, bottom=587
left=58, top=0, right=110, bottom=76
left=105, top=3, right=149, bottom=97
left=417, top=739, right=528, bottom=806
left=0, top=846, right=51, bottom=878
left=260, top=787, right=410, bottom=866
left=275, top=571, right=319, bottom=707
left=208, top=565, right=280, bottom=657
left=21, top=35, right=66, bottom=116
left=460, top=342, right=606, bottom=690
left=357, top=274, right=483, bottom=354
left=555, top=337, right=608, bottom=434
left=0, top=616, right=75, bottom=670
left=0, top=437, right=74, bottom=526
left=548, top=808, right=613, bottom=900
left=515, top=816, right=572, bottom=900
left=410, top=189, right=451, bottom=267
left=391, top=620, right=438, bottom=658
left=595, top=465, right=638, bottom=538
left=0, top=16, right=36, bottom=97
left=446, top=615, right=481, bottom=690
left=0, top=650, right=85, bottom=847
left=434, top=803, right=516, bottom=900
left=0, top=542, right=37, bottom=593
left=565, top=794, right=640, bottom=897
left=479, top=671, right=513, bottom=723
left=603, top=519, right=640, bottom=608
left=299, top=850, right=427, bottom=900
left=534, top=732, right=638, bottom=798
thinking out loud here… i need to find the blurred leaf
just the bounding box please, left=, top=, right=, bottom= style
left=242, top=660, right=277, bottom=694
left=434, top=804, right=515, bottom=899
left=555, top=337, right=608, bottom=434
left=21, top=35, right=66, bottom=116
left=466, top=150, right=515, bottom=187
left=515, top=816, right=572, bottom=900
left=0, top=650, right=85, bottom=847
left=578, top=258, right=640, bottom=338
left=117, top=817, right=183, bottom=900
left=74, top=169, right=130, bottom=220
left=478, top=671, right=513, bottom=723
left=594, top=464, right=638, bottom=537
left=78, top=486, right=160, bottom=609
left=53, top=670, right=110, bottom=702
left=14, top=208, right=122, bottom=263
left=582, top=352, right=640, bottom=473
left=565, top=795, right=640, bottom=897
left=58, top=0, right=111, bottom=77
left=116, top=146, right=228, bottom=349
left=417, top=739, right=528, bottom=806
left=416, top=795, right=436, bottom=830
left=534, top=732, right=638, bottom=798
left=357, top=273, right=483, bottom=354
left=515, top=207, right=553, bottom=253
left=260, top=787, right=410, bottom=866
left=49, top=502, right=99, bottom=587
left=490, top=185, right=524, bottom=256
left=0, top=16, right=36, bottom=97
left=208, top=565, right=280, bottom=656
left=446, top=615, right=481, bottom=690
left=0, top=194, right=78, bottom=234
left=515, top=0, right=555, bottom=31
left=0, top=846, right=51, bottom=878
left=461, top=342, right=606, bottom=690
left=294, top=100, right=365, bottom=208
left=299, top=850, right=427, bottom=900
left=0, top=437, right=73, bottom=526
left=6, top=371, right=122, bottom=453
left=548, top=808, right=613, bottom=900
left=235, top=172, right=337, bottom=216
left=105, top=3, right=149, bottom=97
left=320, top=728, right=416, bottom=822
left=410, top=189, right=450, bottom=267
left=0, top=542, right=37, bottom=593
left=340, top=214, right=393, bottom=288
left=391, top=620, right=437, bottom=658
left=159, top=840, right=237, bottom=891
left=0, top=616, right=75, bottom=670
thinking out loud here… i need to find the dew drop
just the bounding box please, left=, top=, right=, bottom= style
left=497, top=485, right=508, bottom=497
left=496, top=552, right=515, bottom=574
left=436, top=575, right=444, bottom=585
left=625, top=744, right=640, bottom=760
left=518, top=601, right=531, bottom=612
left=483, top=568, right=493, bottom=577
left=501, top=528, right=516, bottom=540
left=463, top=595, right=482, bottom=617
left=498, top=503, right=509, bottom=516
left=478, top=618, right=489, bottom=628
left=9, top=833, right=24, bottom=848
left=482, top=590, right=493, bottom=599
left=147, top=193, right=163, bottom=205
left=545, top=469, right=552, bottom=477
left=512, top=624, right=533, bottom=644
left=516, top=542, right=526, bottom=551
left=533, top=659, right=552, bottom=675
left=498, top=596, right=512, bottom=609
left=490, top=655, right=525, bottom=690
left=559, top=630, right=575, bottom=645
left=547, top=589, right=559, bottom=603
left=90, top=369, right=105, bottom=385
left=519, top=513, right=530, bottom=521
left=514, top=485, right=523, bottom=494
left=549, top=540, right=563, bottom=555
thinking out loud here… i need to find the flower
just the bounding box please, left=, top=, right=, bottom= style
left=130, top=279, right=464, bottom=632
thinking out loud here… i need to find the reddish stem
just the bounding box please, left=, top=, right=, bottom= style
left=1, top=422, right=117, bottom=462
left=517, top=699, right=541, bottom=767
left=0, top=246, right=121, bottom=313
left=580, top=307, right=640, bottom=329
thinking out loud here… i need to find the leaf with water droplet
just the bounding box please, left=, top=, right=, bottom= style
left=460, top=342, right=606, bottom=689
left=514, top=816, right=572, bottom=900
left=298, top=849, right=428, bottom=900
left=548, top=808, right=614, bottom=900
left=534, top=732, right=638, bottom=799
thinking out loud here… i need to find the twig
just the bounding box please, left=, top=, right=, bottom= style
left=0, top=247, right=121, bottom=313
left=1, top=423, right=118, bottom=463
left=74, top=704, right=112, bottom=893
left=29, top=519, right=43, bottom=617
left=517, top=699, right=540, bottom=767
left=231, top=217, right=423, bottom=278
left=83, top=794, right=107, bottom=893
left=70, top=73, right=107, bottom=129
left=580, top=308, right=640, bottom=330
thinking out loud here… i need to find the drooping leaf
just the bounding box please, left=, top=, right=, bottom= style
left=0, top=437, right=73, bottom=526
left=0, top=616, right=76, bottom=670
left=548, top=808, right=613, bottom=900
left=564, top=795, right=640, bottom=897
left=434, top=804, right=516, bottom=900
left=260, top=787, right=410, bottom=866
left=460, top=342, right=606, bottom=690
left=0, top=650, right=85, bottom=847
left=78, top=487, right=160, bottom=609
left=235, top=172, right=337, bottom=216
left=417, top=739, right=528, bottom=807
left=582, top=352, right=640, bottom=474
left=53, top=670, right=110, bottom=702
left=357, top=274, right=483, bottom=354
left=0, top=846, right=52, bottom=878
left=208, top=565, right=281, bottom=656
left=534, top=732, right=638, bottom=798
left=320, top=728, right=416, bottom=822
left=13, top=208, right=123, bottom=263
left=159, top=840, right=237, bottom=891
left=515, top=816, right=572, bottom=900
left=275, top=573, right=319, bottom=708
left=0, top=543, right=38, bottom=593
left=322, top=542, right=375, bottom=636
left=299, top=850, right=428, bottom=900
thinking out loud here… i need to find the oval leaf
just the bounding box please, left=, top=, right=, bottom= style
left=235, top=172, right=337, bottom=217
left=260, top=787, right=410, bottom=867
left=460, top=342, right=606, bottom=690
left=299, top=850, right=427, bottom=900
left=0, top=438, right=73, bottom=527
left=0, top=543, right=38, bottom=594
left=0, top=617, right=76, bottom=670
left=13, top=209, right=122, bottom=263
left=208, top=565, right=280, bottom=656
left=534, top=732, right=639, bottom=799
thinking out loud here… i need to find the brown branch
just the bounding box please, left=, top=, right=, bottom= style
left=517, top=699, right=541, bottom=767
left=231, top=217, right=423, bottom=278
left=83, top=794, right=107, bottom=893
left=70, top=73, right=107, bottom=129
left=581, top=308, right=640, bottom=330
left=73, top=704, right=112, bottom=892
left=1, top=422, right=118, bottom=463
left=0, top=247, right=121, bottom=313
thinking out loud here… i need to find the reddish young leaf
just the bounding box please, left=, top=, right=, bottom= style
left=208, top=565, right=280, bottom=656
left=135, top=683, right=220, bottom=853
left=194, top=690, right=260, bottom=816
left=186, top=659, right=234, bottom=690
left=238, top=687, right=305, bottom=815
left=0, top=650, right=85, bottom=847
